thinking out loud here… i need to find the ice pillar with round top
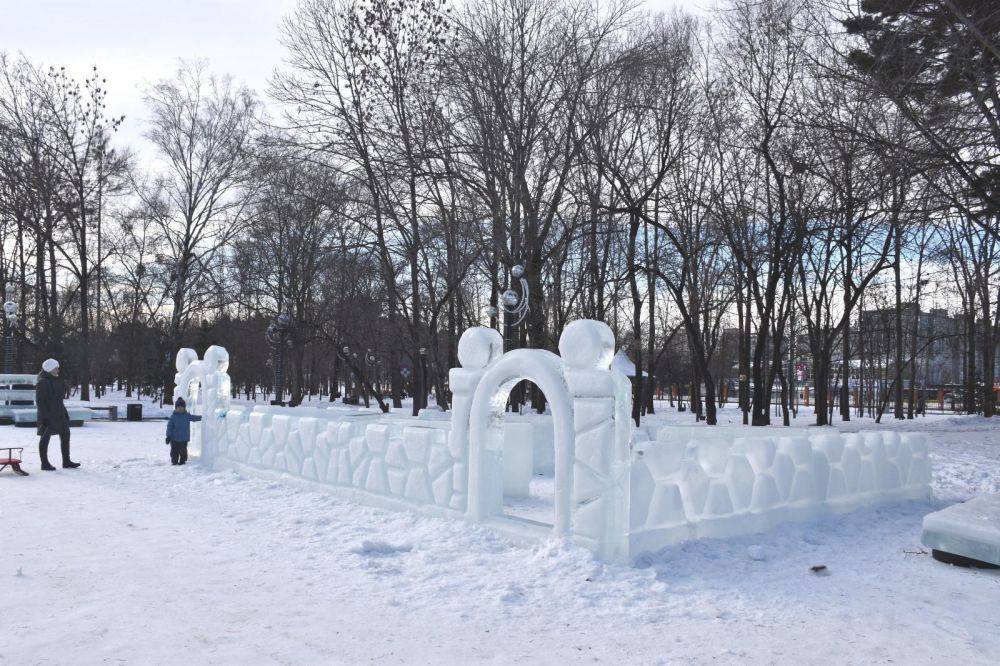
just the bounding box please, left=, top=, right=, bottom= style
left=450, top=327, right=504, bottom=514
left=559, top=320, right=633, bottom=562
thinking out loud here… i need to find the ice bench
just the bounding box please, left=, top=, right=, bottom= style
left=922, top=495, right=1000, bottom=568
left=0, top=374, right=38, bottom=425
left=0, top=373, right=93, bottom=427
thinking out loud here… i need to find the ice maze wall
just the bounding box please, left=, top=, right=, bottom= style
left=178, top=319, right=932, bottom=563
left=212, top=408, right=466, bottom=515
left=629, top=429, right=932, bottom=554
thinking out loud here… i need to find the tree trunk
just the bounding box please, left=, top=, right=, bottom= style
left=814, top=359, right=830, bottom=426
left=893, top=229, right=904, bottom=419
left=628, top=215, right=643, bottom=427
left=965, top=292, right=977, bottom=414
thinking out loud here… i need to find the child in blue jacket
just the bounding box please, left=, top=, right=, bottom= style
left=166, top=397, right=201, bottom=465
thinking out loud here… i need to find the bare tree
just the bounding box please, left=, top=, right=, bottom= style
left=141, top=59, right=257, bottom=402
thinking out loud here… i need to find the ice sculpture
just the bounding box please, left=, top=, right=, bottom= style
left=460, top=320, right=633, bottom=560
left=628, top=429, right=931, bottom=552
left=922, top=495, right=1000, bottom=567
left=179, top=320, right=932, bottom=563
left=173, top=345, right=232, bottom=461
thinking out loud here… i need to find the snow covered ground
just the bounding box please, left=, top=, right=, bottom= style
left=2, top=410, right=999, bottom=664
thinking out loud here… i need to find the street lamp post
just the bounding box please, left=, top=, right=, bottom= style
left=488, top=265, right=530, bottom=411
left=365, top=349, right=378, bottom=408
left=418, top=346, right=427, bottom=410
left=266, top=312, right=292, bottom=406
left=498, top=264, right=530, bottom=353
left=341, top=346, right=352, bottom=399
left=3, top=284, right=18, bottom=374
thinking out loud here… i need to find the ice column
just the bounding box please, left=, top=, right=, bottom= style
left=450, top=327, right=504, bottom=515
left=559, top=320, right=633, bottom=562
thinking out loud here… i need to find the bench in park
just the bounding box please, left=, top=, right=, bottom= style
left=0, top=373, right=93, bottom=427
left=12, top=408, right=94, bottom=428
left=89, top=405, right=119, bottom=421
left=0, top=374, right=36, bottom=425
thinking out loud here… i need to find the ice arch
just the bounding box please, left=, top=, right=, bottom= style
left=467, top=348, right=575, bottom=532
left=452, top=320, right=633, bottom=560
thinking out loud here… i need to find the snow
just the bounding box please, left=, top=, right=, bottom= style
left=2, top=412, right=999, bottom=663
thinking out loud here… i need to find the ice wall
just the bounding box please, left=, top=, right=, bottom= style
left=214, top=406, right=466, bottom=515
left=629, top=430, right=932, bottom=554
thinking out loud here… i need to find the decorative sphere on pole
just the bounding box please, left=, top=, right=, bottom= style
left=3, top=284, right=17, bottom=374
left=4, top=284, right=16, bottom=325
left=496, top=264, right=530, bottom=328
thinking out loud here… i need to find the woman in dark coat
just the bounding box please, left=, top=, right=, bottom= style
left=36, top=358, right=79, bottom=471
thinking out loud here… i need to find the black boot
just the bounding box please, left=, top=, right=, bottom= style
left=40, top=440, right=56, bottom=471
left=61, top=437, right=80, bottom=469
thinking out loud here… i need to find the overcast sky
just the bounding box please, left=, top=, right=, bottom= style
left=0, top=0, right=706, bottom=155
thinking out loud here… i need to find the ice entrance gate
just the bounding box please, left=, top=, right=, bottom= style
left=451, top=321, right=633, bottom=561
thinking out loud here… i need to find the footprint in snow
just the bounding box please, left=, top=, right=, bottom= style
left=499, top=583, right=526, bottom=605
left=352, top=540, right=413, bottom=557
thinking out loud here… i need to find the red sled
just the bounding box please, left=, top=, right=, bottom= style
left=0, top=447, right=29, bottom=476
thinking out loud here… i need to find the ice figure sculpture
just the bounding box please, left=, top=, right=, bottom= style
left=173, top=345, right=232, bottom=462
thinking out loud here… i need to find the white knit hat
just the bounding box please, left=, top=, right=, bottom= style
left=41, top=358, right=59, bottom=372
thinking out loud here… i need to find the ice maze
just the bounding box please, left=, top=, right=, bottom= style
left=176, top=320, right=932, bottom=563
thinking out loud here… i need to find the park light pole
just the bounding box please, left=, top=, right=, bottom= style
left=497, top=264, right=530, bottom=353
left=418, top=346, right=427, bottom=410
left=266, top=311, right=292, bottom=406
left=341, top=345, right=363, bottom=402
left=365, top=349, right=378, bottom=407
left=3, top=284, right=18, bottom=374
left=487, top=264, right=530, bottom=411
left=342, top=346, right=352, bottom=399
